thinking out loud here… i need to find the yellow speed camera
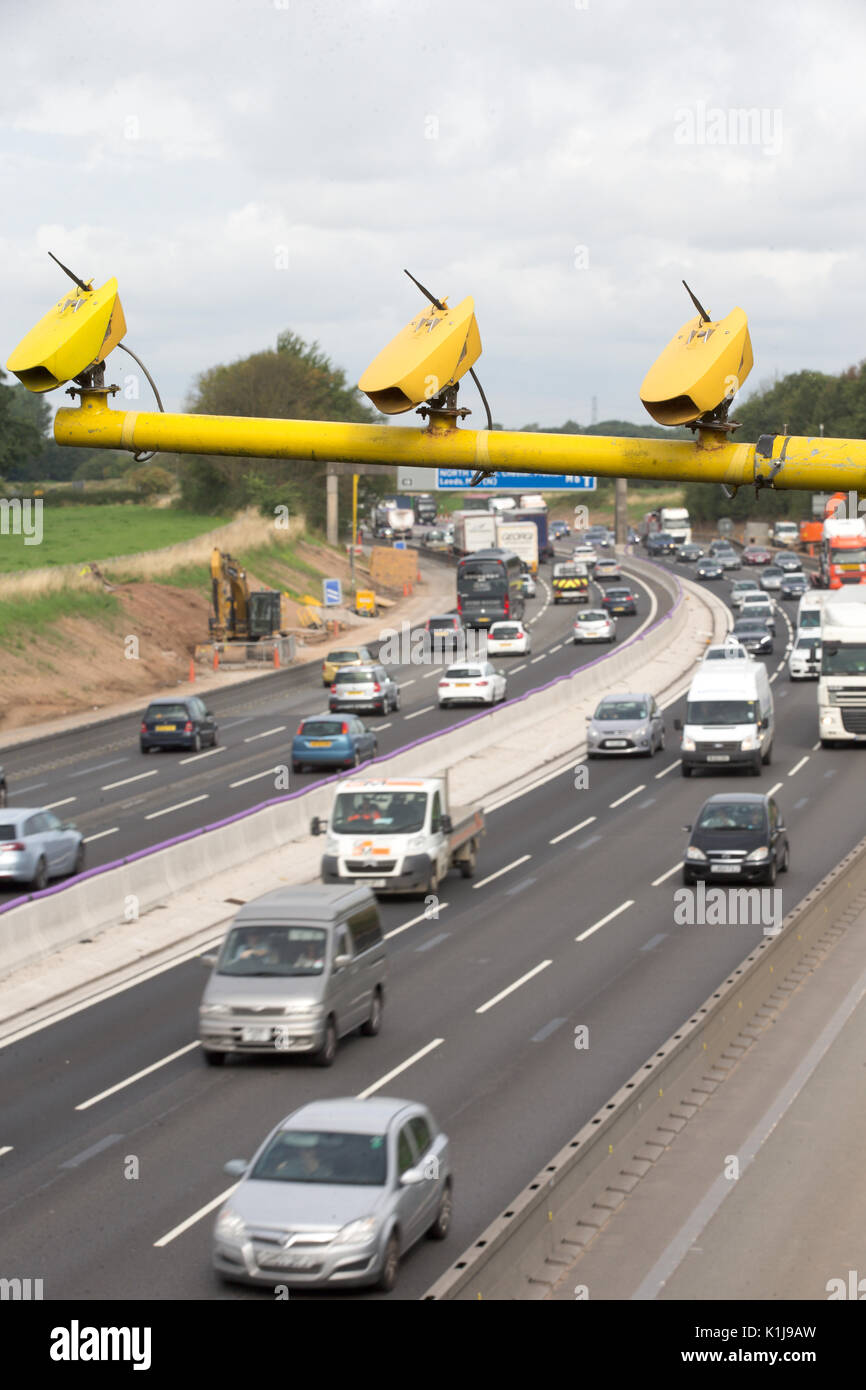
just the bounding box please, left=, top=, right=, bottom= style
left=640, top=297, right=753, bottom=427
left=7, top=276, right=127, bottom=393
left=359, top=294, right=481, bottom=414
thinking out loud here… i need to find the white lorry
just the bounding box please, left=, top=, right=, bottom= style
left=452, top=511, right=497, bottom=555
left=818, top=600, right=866, bottom=746
left=312, top=775, right=485, bottom=896
left=386, top=504, right=415, bottom=538
left=659, top=507, right=692, bottom=545
left=495, top=518, right=539, bottom=574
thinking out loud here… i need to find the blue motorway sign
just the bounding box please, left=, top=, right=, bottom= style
left=323, top=577, right=343, bottom=606
left=436, top=470, right=596, bottom=490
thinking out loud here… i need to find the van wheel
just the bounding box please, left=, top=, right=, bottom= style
left=314, top=1018, right=337, bottom=1067
left=750, top=758, right=762, bottom=776
left=361, top=988, right=383, bottom=1036
left=762, top=740, right=773, bottom=766
left=427, top=866, right=440, bottom=896
left=460, top=842, right=477, bottom=878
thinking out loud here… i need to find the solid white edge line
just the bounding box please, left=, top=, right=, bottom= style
left=154, top=1183, right=238, bottom=1247
left=576, top=899, right=635, bottom=942
left=145, top=795, right=209, bottom=820
left=77, top=1041, right=201, bottom=1110
left=384, top=904, right=449, bottom=940
left=788, top=756, right=809, bottom=777
left=652, top=863, right=681, bottom=887
left=472, top=854, right=532, bottom=889
left=609, top=784, right=646, bottom=809
left=356, top=1038, right=445, bottom=1099
left=476, top=960, right=552, bottom=1015
left=83, top=827, right=119, bottom=843
left=549, top=816, right=596, bottom=845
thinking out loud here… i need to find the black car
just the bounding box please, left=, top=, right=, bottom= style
left=682, top=791, right=790, bottom=886
left=550, top=520, right=570, bottom=539
left=774, top=551, right=803, bottom=573
left=585, top=525, right=613, bottom=548
left=0, top=765, right=6, bottom=807
left=646, top=531, right=677, bottom=555
left=696, top=557, right=724, bottom=580
left=731, top=619, right=774, bottom=655
left=780, top=572, right=810, bottom=600
left=140, top=697, right=218, bottom=753
left=676, top=543, right=704, bottom=563
left=601, top=585, right=638, bottom=615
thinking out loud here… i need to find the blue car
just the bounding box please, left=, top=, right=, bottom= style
left=292, top=715, right=378, bottom=774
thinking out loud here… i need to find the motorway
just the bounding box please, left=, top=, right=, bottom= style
left=2, top=551, right=865, bottom=1300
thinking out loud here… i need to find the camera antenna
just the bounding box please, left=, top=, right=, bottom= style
left=682, top=279, right=711, bottom=325
left=48, top=250, right=92, bottom=293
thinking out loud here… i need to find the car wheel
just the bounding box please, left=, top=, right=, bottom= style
left=659, top=730, right=665, bottom=751
left=210, top=730, right=219, bottom=747
left=377, top=1232, right=400, bottom=1292
left=353, top=749, right=362, bottom=767
left=682, top=868, right=694, bottom=885
left=71, top=843, right=85, bottom=877
left=31, top=858, right=47, bottom=892
left=427, top=1180, right=453, bottom=1240
left=393, top=689, right=401, bottom=711
left=313, top=1017, right=338, bottom=1067
left=0, top=783, right=6, bottom=807
left=140, top=743, right=149, bottom=754
left=780, top=842, right=790, bottom=873
left=192, top=732, right=202, bottom=753
left=292, top=762, right=303, bottom=774
left=764, top=857, right=777, bottom=886
left=203, top=1050, right=226, bottom=1067
left=360, top=987, right=383, bottom=1037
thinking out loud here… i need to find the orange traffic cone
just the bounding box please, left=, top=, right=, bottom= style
left=189, top=658, right=195, bottom=683
left=213, top=648, right=219, bottom=671
left=273, top=645, right=280, bottom=669
left=403, top=582, right=409, bottom=597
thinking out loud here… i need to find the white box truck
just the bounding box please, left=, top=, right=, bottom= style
left=452, top=511, right=497, bottom=555
left=495, top=518, right=539, bottom=574
left=675, top=663, right=774, bottom=777
left=818, top=600, right=866, bottom=746
left=313, top=775, right=485, bottom=897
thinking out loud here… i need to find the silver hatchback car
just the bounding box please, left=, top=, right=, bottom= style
left=213, top=1096, right=452, bottom=1292
left=329, top=664, right=400, bottom=716
left=586, top=693, right=665, bottom=757
left=0, top=807, right=85, bottom=890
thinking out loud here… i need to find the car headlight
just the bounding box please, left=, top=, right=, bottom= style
left=686, top=846, right=707, bottom=861
left=284, top=1001, right=321, bottom=1015
left=338, top=1216, right=378, bottom=1245
left=681, top=736, right=696, bottom=751
left=200, top=1003, right=231, bottom=1016
left=745, top=846, right=770, bottom=861
left=406, top=835, right=427, bottom=851
left=215, top=1206, right=247, bottom=1241
left=588, top=727, right=600, bottom=741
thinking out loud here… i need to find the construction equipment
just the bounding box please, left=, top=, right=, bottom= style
left=208, top=548, right=289, bottom=643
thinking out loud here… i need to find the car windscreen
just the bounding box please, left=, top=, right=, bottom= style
left=331, top=790, right=428, bottom=835
left=428, top=617, right=456, bottom=627
left=217, top=926, right=327, bottom=977
left=145, top=704, right=189, bottom=720
left=686, top=699, right=759, bottom=725
left=822, top=643, right=866, bottom=675
left=577, top=611, right=607, bottom=621
left=251, top=1130, right=388, bottom=1186
left=595, top=700, right=648, bottom=720
left=334, top=669, right=374, bottom=683
left=696, top=803, right=766, bottom=832
left=0, top=824, right=20, bottom=840
left=763, top=569, right=783, bottom=578
left=605, top=588, right=631, bottom=598
left=299, top=721, right=347, bottom=737
left=491, top=626, right=520, bottom=638
left=444, top=667, right=482, bottom=679
left=326, top=651, right=360, bottom=663
left=705, top=648, right=745, bottom=659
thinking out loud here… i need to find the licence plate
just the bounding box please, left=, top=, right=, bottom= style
left=241, top=1026, right=272, bottom=1043
left=155, top=724, right=176, bottom=732
left=606, top=739, right=628, bottom=747
left=455, top=682, right=470, bottom=687
left=263, top=1252, right=318, bottom=1270
left=346, top=689, right=364, bottom=696
left=713, top=863, right=741, bottom=873
left=706, top=754, right=730, bottom=762
left=308, top=741, right=332, bottom=747
left=362, top=878, right=388, bottom=887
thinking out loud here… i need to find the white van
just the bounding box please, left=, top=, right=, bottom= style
left=675, top=663, right=773, bottom=777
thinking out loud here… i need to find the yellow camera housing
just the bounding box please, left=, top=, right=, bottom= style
left=640, top=305, right=753, bottom=426
left=359, top=295, right=481, bottom=414
left=7, top=276, right=127, bottom=393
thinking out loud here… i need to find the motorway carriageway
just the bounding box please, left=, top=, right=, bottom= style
left=0, top=559, right=668, bottom=902
left=2, top=556, right=863, bottom=1301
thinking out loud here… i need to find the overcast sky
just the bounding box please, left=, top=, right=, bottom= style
left=4, top=0, right=866, bottom=432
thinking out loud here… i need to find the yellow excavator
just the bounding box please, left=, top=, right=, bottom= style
left=209, top=548, right=290, bottom=642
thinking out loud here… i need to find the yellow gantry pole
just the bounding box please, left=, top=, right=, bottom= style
left=54, top=391, right=866, bottom=493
